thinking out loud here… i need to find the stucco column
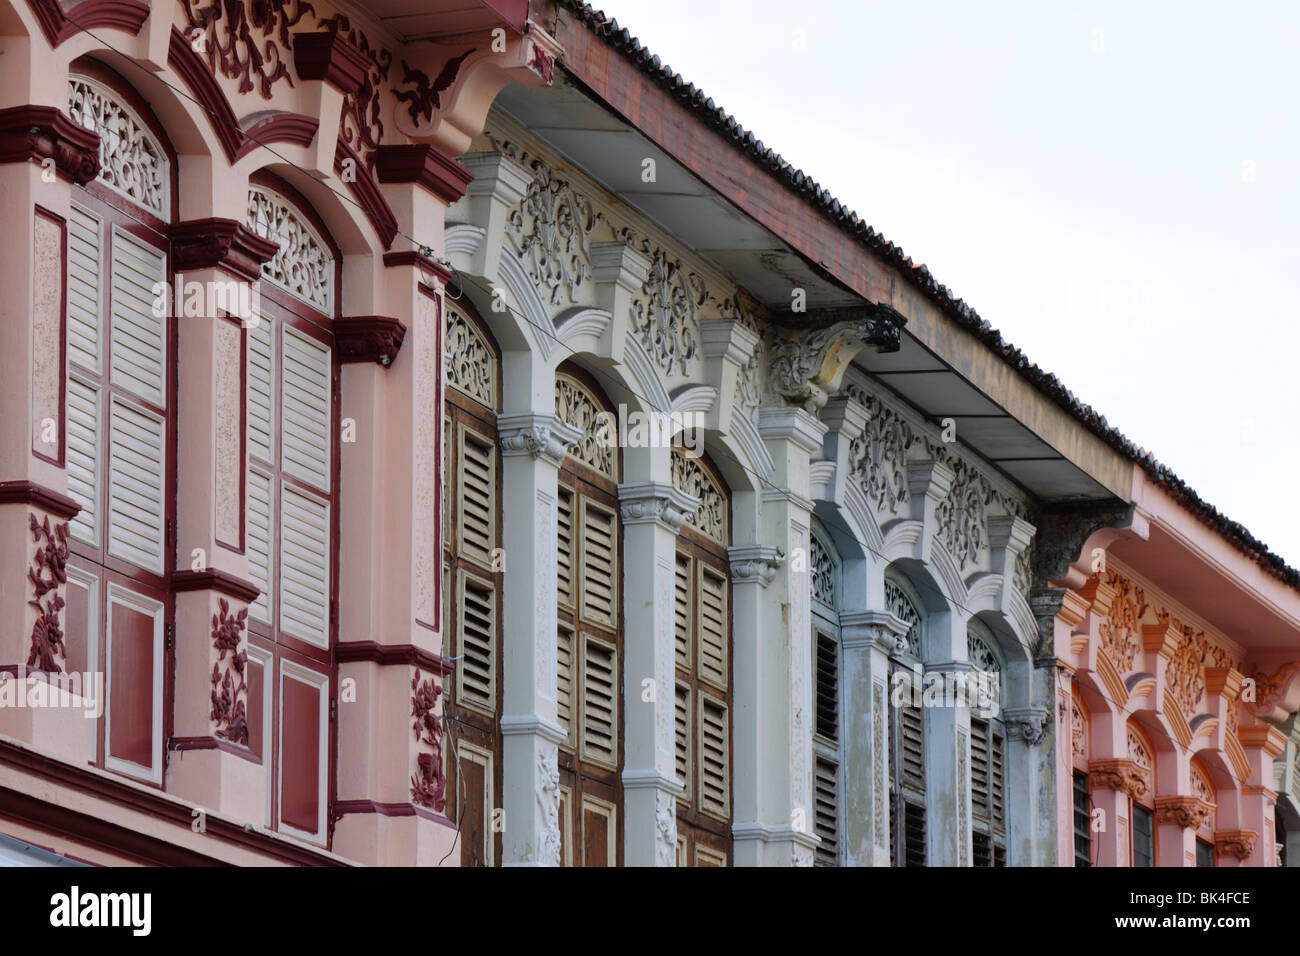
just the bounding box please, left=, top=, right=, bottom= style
left=926, top=612, right=973, bottom=866
left=840, top=610, right=910, bottom=866
left=618, top=480, right=698, bottom=866
left=1218, top=724, right=1288, bottom=866
left=497, top=412, right=580, bottom=866
left=732, top=406, right=825, bottom=866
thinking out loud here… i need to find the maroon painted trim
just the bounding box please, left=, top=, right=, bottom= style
left=25, top=0, right=149, bottom=49
left=332, top=798, right=457, bottom=829
left=172, top=568, right=260, bottom=604
left=292, top=31, right=369, bottom=95
left=212, top=314, right=248, bottom=555
left=334, top=316, right=407, bottom=367
left=335, top=641, right=455, bottom=677
left=383, top=250, right=455, bottom=285
left=32, top=205, right=68, bottom=469
left=375, top=143, right=474, bottom=205
left=479, top=0, right=528, bottom=33
left=422, top=283, right=444, bottom=631
left=0, top=738, right=345, bottom=865
left=170, top=735, right=261, bottom=764
left=236, top=112, right=319, bottom=160
left=0, top=480, right=80, bottom=520
left=334, top=138, right=397, bottom=249
left=172, top=218, right=278, bottom=283
left=167, top=27, right=242, bottom=162
left=0, top=105, right=99, bottom=186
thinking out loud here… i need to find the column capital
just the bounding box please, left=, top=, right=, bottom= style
left=819, top=395, right=870, bottom=443
left=727, top=545, right=785, bottom=587
left=617, top=481, right=698, bottom=533
left=499, top=713, right=567, bottom=746
left=1213, top=829, right=1258, bottom=862
left=1029, top=586, right=1070, bottom=664
left=497, top=412, right=581, bottom=467
left=839, top=609, right=912, bottom=653
left=757, top=405, right=827, bottom=453
left=1154, top=795, right=1214, bottom=830
left=1004, top=706, right=1051, bottom=746
left=1087, top=758, right=1149, bottom=799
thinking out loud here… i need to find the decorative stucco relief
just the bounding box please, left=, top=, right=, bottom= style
left=320, top=13, right=393, bottom=175
left=68, top=77, right=168, bottom=216
left=210, top=598, right=249, bottom=745
left=809, top=534, right=835, bottom=606
left=670, top=449, right=727, bottom=544
left=445, top=304, right=495, bottom=407
left=554, top=374, right=616, bottom=479
left=655, top=782, right=677, bottom=867
left=616, top=228, right=706, bottom=377
left=1071, top=697, right=1088, bottom=759
left=26, top=514, right=70, bottom=673
left=844, top=385, right=913, bottom=515
left=1190, top=764, right=1216, bottom=831
left=1158, top=608, right=1234, bottom=718
left=410, top=670, right=446, bottom=812
left=884, top=578, right=922, bottom=656
left=247, top=185, right=333, bottom=313
left=537, top=747, right=561, bottom=866
left=180, top=0, right=313, bottom=99
left=1099, top=570, right=1144, bottom=674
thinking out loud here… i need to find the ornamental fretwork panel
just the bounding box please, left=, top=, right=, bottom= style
left=68, top=77, right=168, bottom=216
left=246, top=185, right=334, bottom=314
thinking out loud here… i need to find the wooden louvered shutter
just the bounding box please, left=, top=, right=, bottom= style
left=556, top=486, right=575, bottom=609
left=674, top=553, right=691, bottom=669
left=557, top=624, right=575, bottom=744
left=579, top=499, right=618, bottom=627
left=456, top=425, right=495, bottom=567
left=814, top=756, right=839, bottom=866
left=580, top=634, right=617, bottom=768
left=697, top=565, right=727, bottom=688
left=891, top=693, right=927, bottom=867
left=456, top=571, right=496, bottom=712
left=675, top=683, right=691, bottom=786
left=815, top=631, right=838, bottom=742
left=698, top=696, right=729, bottom=819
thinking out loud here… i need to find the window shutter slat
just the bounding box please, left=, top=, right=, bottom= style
left=674, top=553, right=691, bottom=670
left=697, top=564, right=727, bottom=688
left=106, top=398, right=165, bottom=572
left=557, top=624, right=574, bottom=742
left=66, top=377, right=99, bottom=545
left=108, top=231, right=166, bottom=408
left=248, top=469, right=273, bottom=623
left=456, top=573, right=496, bottom=711
left=456, top=426, right=495, bottom=566
left=814, top=756, right=839, bottom=866
left=901, top=705, right=926, bottom=790
left=698, top=695, right=729, bottom=818
left=248, top=313, right=274, bottom=464
left=579, top=499, right=617, bottom=627
left=815, top=631, right=838, bottom=742
left=675, top=683, right=690, bottom=786
left=280, top=328, right=331, bottom=492
left=556, top=486, right=574, bottom=609
left=580, top=634, right=618, bottom=767
left=68, top=205, right=100, bottom=373
left=279, top=485, right=330, bottom=647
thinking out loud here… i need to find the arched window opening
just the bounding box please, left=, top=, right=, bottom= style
left=671, top=446, right=732, bottom=867
left=1127, top=723, right=1156, bottom=867
left=553, top=366, right=622, bottom=866
left=809, top=524, right=841, bottom=866
left=441, top=298, right=501, bottom=865
left=62, top=63, right=176, bottom=790
left=1191, top=761, right=1216, bottom=867
left=243, top=174, right=339, bottom=845
left=967, top=618, right=1005, bottom=866
left=885, top=572, right=926, bottom=867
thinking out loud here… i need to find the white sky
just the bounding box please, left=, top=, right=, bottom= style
left=597, top=0, right=1300, bottom=567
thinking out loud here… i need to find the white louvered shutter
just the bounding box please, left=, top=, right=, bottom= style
left=579, top=499, right=617, bottom=628
left=67, top=205, right=101, bottom=373
left=697, top=565, right=727, bottom=688
left=279, top=484, right=330, bottom=647
left=247, top=469, right=273, bottom=623
left=247, top=313, right=274, bottom=464
left=456, top=572, right=495, bottom=711
left=580, top=634, right=617, bottom=768
left=109, top=230, right=166, bottom=407
left=280, top=328, right=331, bottom=492
left=106, top=398, right=165, bottom=573
left=699, top=696, right=729, bottom=818
left=66, top=377, right=99, bottom=545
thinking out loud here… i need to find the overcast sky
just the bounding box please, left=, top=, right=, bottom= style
left=598, top=0, right=1300, bottom=567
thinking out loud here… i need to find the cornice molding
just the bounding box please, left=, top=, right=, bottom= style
left=0, top=480, right=81, bottom=520
left=0, top=106, right=99, bottom=186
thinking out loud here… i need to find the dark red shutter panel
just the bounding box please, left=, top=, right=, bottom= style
left=280, top=676, right=321, bottom=833
left=108, top=605, right=153, bottom=767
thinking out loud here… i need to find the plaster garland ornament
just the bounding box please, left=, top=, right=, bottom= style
left=394, top=50, right=475, bottom=126
left=444, top=306, right=495, bottom=406
left=764, top=307, right=904, bottom=411
left=844, top=386, right=914, bottom=514
left=536, top=747, right=561, bottom=866
left=209, top=598, right=249, bottom=745
left=873, top=685, right=886, bottom=847
left=1071, top=697, right=1088, bottom=758
left=927, top=448, right=988, bottom=570
left=319, top=13, right=393, bottom=175
left=409, top=670, right=447, bottom=812
left=504, top=148, right=598, bottom=306
left=1100, top=571, right=1145, bottom=675
left=1242, top=661, right=1300, bottom=721
left=654, top=790, right=677, bottom=867
left=246, top=185, right=333, bottom=313
left=67, top=78, right=167, bottom=217
left=727, top=545, right=785, bottom=587
left=26, top=513, right=70, bottom=673
left=180, top=0, right=314, bottom=99
left=670, top=449, right=728, bottom=543
left=617, top=231, right=706, bottom=377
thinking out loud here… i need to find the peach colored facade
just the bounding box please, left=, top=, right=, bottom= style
left=0, top=0, right=1297, bottom=869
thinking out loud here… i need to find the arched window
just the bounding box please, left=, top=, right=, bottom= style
left=967, top=618, right=1005, bottom=866
left=1071, top=684, right=1092, bottom=867
left=553, top=365, right=621, bottom=866
left=672, top=446, right=732, bottom=867
left=243, top=174, right=339, bottom=845
left=809, top=523, right=841, bottom=866
left=1127, top=723, right=1156, bottom=867
left=440, top=297, right=502, bottom=866
left=62, top=62, right=176, bottom=788
left=1190, top=761, right=1216, bottom=867
left=885, top=571, right=926, bottom=866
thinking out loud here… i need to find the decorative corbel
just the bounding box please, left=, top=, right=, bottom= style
left=764, top=305, right=905, bottom=411
left=1005, top=706, right=1051, bottom=747
left=727, top=545, right=785, bottom=588
left=1031, top=501, right=1140, bottom=590
left=335, top=316, right=407, bottom=368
